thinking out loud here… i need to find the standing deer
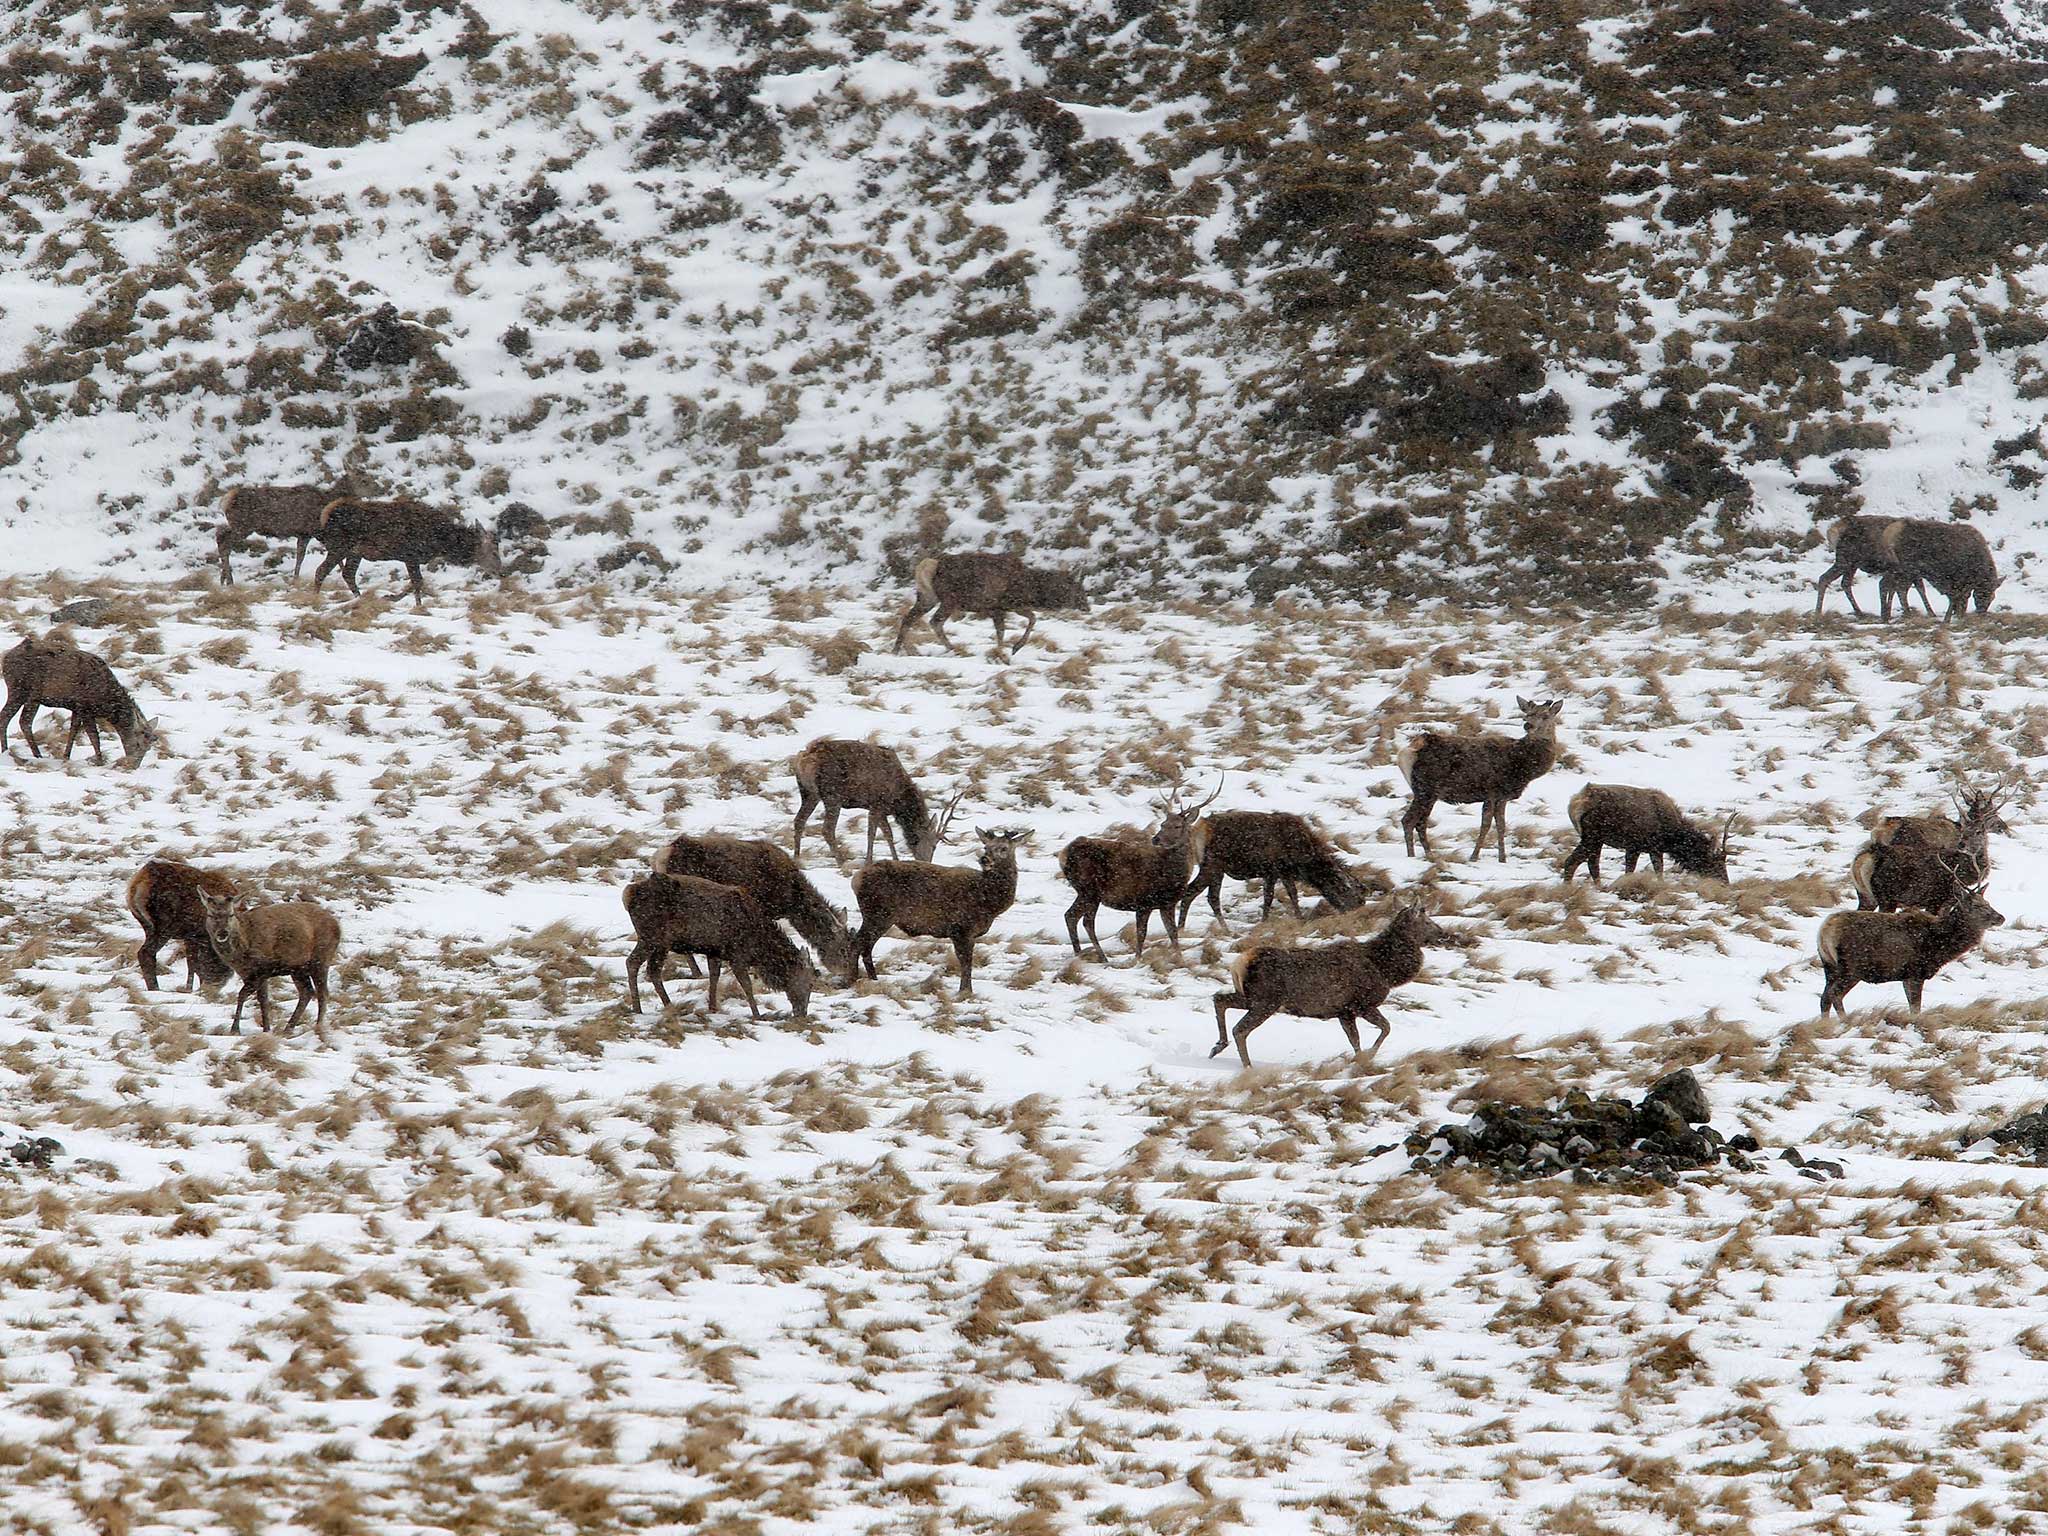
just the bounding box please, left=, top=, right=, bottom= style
left=792, top=738, right=960, bottom=865
left=1853, top=778, right=2014, bottom=912
left=1177, top=810, right=1381, bottom=931
left=1209, top=895, right=1453, bottom=1068
left=1877, top=519, right=1998, bottom=619
left=1398, top=697, right=1563, bottom=862
left=126, top=859, right=238, bottom=991
left=1559, top=785, right=1732, bottom=883
left=1816, top=880, right=2003, bottom=1015
left=312, top=497, right=503, bottom=607
left=198, top=891, right=343, bottom=1035
left=849, top=828, right=1024, bottom=997
left=1813, top=514, right=1904, bottom=617
left=0, top=635, right=159, bottom=767
left=1059, top=775, right=1223, bottom=961
left=216, top=485, right=349, bottom=584
left=622, top=872, right=814, bottom=1019
left=893, top=552, right=1090, bottom=657
left=655, top=833, right=853, bottom=976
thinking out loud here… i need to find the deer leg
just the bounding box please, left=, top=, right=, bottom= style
left=626, top=941, right=648, bottom=1012
left=83, top=717, right=107, bottom=765
left=1337, top=1013, right=1362, bottom=1053
left=952, top=934, right=975, bottom=998
left=1283, top=878, right=1302, bottom=919
left=229, top=978, right=254, bottom=1035
left=1470, top=802, right=1492, bottom=861
left=1260, top=880, right=1277, bottom=921
left=857, top=923, right=880, bottom=981
left=1402, top=795, right=1434, bottom=858
left=1362, top=1005, right=1392, bottom=1060
left=291, top=535, right=312, bottom=579
left=217, top=528, right=238, bottom=585
left=1064, top=899, right=1085, bottom=957
left=930, top=604, right=960, bottom=653
left=648, top=949, right=675, bottom=1009
left=1623, top=850, right=1641, bottom=874
left=990, top=611, right=1007, bottom=657
left=137, top=931, right=162, bottom=990
left=1231, top=1005, right=1279, bottom=1069
left=1211, top=991, right=1245, bottom=1057
left=678, top=950, right=703, bottom=978
left=1840, top=569, right=1866, bottom=618
left=1650, top=851, right=1666, bottom=875
left=343, top=557, right=364, bottom=596
left=792, top=787, right=818, bottom=859
left=60, top=712, right=79, bottom=761
left=283, top=972, right=315, bottom=1033
left=312, top=964, right=330, bottom=1027
left=892, top=595, right=934, bottom=653
left=16, top=702, right=39, bottom=758
left=1160, top=904, right=1183, bottom=956
left=1494, top=801, right=1509, bottom=862
left=1904, top=977, right=1925, bottom=1014
left=1819, top=967, right=1849, bottom=1017
left=706, top=956, right=723, bottom=1012
left=312, top=550, right=342, bottom=593
left=727, top=962, right=762, bottom=1022
left=821, top=805, right=844, bottom=862
left=406, top=561, right=428, bottom=609
left=1132, top=908, right=1151, bottom=957
left=1011, top=610, right=1037, bottom=656
left=877, top=814, right=900, bottom=860
left=1561, top=840, right=1588, bottom=881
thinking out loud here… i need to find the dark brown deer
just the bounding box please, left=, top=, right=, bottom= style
left=197, top=891, right=343, bottom=1034
left=849, top=828, right=1024, bottom=997
left=1817, top=880, right=2003, bottom=1015
left=1177, top=810, right=1382, bottom=930
left=1877, top=519, right=1998, bottom=619
left=792, top=738, right=960, bottom=864
left=1813, top=514, right=1904, bottom=617
left=893, top=552, right=1089, bottom=657
left=1398, top=697, right=1562, bottom=862
left=1, top=635, right=159, bottom=766
left=216, top=485, right=348, bottom=584
left=654, top=833, right=852, bottom=976
left=622, top=872, right=814, bottom=1019
left=1559, top=785, right=1731, bottom=883
left=1059, top=775, right=1222, bottom=961
left=1854, top=779, right=2014, bottom=912
left=312, top=497, right=503, bottom=607
left=1210, top=895, right=1453, bottom=1068
left=126, top=860, right=238, bottom=991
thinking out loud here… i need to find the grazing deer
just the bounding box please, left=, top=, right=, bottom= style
left=1, top=635, right=159, bottom=767
left=197, top=891, right=342, bottom=1034
left=792, top=738, right=960, bottom=864
left=1559, top=785, right=1731, bottom=883
left=1854, top=778, right=2014, bottom=912
left=655, top=833, right=853, bottom=976
left=893, top=552, right=1090, bottom=657
left=1877, top=519, right=1998, bottom=619
left=1059, top=775, right=1223, bottom=961
left=1813, top=514, right=1904, bottom=617
left=1177, top=810, right=1381, bottom=931
left=849, top=828, right=1024, bottom=997
left=1210, top=895, right=1453, bottom=1068
left=623, top=872, right=815, bottom=1019
left=312, top=497, right=503, bottom=607
left=1398, top=697, right=1562, bottom=862
left=216, top=485, right=348, bottom=584
left=126, top=860, right=238, bottom=991
left=1817, top=879, right=2003, bottom=1015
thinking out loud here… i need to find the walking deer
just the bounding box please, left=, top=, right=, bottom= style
left=1817, top=878, right=2003, bottom=1015
left=1209, top=895, right=1453, bottom=1068
left=893, top=552, right=1089, bottom=657
left=1398, top=697, right=1562, bottom=862
left=623, top=872, right=815, bottom=1020
left=655, top=833, right=853, bottom=975
left=126, top=859, right=238, bottom=991
left=1813, top=514, right=1904, bottom=617
left=216, top=485, right=349, bottom=584
left=198, top=891, right=343, bottom=1034
left=792, top=738, right=960, bottom=864
left=1877, top=519, right=1998, bottom=619
left=1559, top=785, right=1732, bottom=883
left=312, top=497, right=503, bottom=607
left=1177, top=810, right=1380, bottom=930
left=849, top=828, right=1024, bottom=997
left=1, top=635, right=159, bottom=767
left=1059, top=775, right=1222, bottom=961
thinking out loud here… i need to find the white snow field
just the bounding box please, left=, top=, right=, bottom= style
left=1, top=570, right=2046, bottom=1533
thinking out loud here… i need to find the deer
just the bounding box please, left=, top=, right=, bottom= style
left=1817, top=876, right=2003, bottom=1015
left=1177, top=810, right=1383, bottom=931
left=1877, top=519, right=1998, bottom=620
left=1210, top=894, right=1454, bottom=1068
left=848, top=828, right=1025, bottom=997
left=215, top=484, right=350, bottom=584
left=1813, top=513, right=1905, bottom=617
left=197, top=890, right=342, bottom=1035
left=893, top=552, right=1090, bottom=657
left=312, top=497, right=503, bottom=608
left=1398, top=697, right=1562, bottom=863
left=1853, top=777, right=2015, bottom=912
left=1559, top=785, right=1732, bottom=883
left=1059, top=774, right=1223, bottom=962
left=126, top=860, right=239, bottom=991
left=0, top=634, right=159, bottom=767
left=792, top=738, right=961, bottom=865
left=623, top=872, right=815, bottom=1020
left=654, top=833, right=853, bottom=976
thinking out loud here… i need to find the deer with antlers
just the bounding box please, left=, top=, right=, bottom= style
left=1059, top=774, right=1222, bottom=962
left=1854, top=775, right=2016, bottom=913
left=1398, top=697, right=1563, bottom=863
left=792, top=738, right=961, bottom=865
left=1818, top=867, right=2004, bottom=1016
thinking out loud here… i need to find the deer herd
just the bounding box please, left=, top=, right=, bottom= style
left=3, top=497, right=2025, bottom=1069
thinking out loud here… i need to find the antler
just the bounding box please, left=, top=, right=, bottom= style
left=934, top=788, right=966, bottom=846
left=1719, top=812, right=1736, bottom=851
left=1193, top=772, right=1224, bottom=814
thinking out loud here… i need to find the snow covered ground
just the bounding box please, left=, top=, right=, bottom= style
left=2, top=569, right=2046, bottom=1531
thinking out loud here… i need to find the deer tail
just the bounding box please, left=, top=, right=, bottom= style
left=1877, top=519, right=1906, bottom=564
left=124, top=865, right=155, bottom=930
left=1229, top=945, right=1265, bottom=992
left=914, top=557, right=940, bottom=608
left=1567, top=785, right=1592, bottom=835
left=1395, top=741, right=1419, bottom=789
left=1816, top=914, right=1843, bottom=969
left=1850, top=848, right=1877, bottom=908
left=1187, top=818, right=1212, bottom=872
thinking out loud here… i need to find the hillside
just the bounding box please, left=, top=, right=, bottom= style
left=7, top=0, right=2048, bottom=601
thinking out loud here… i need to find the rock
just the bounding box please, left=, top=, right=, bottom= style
left=337, top=303, right=424, bottom=369
left=1989, top=1109, right=2048, bottom=1163
left=50, top=597, right=112, bottom=626
left=1644, top=1068, right=1711, bottom=1124
left=10, top=1136, right=61, bottom=1170
left=1633, top=1098, right=1692, bottom=1145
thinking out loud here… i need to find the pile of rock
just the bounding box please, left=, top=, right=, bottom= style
left=1986, top=1108, right=2048, bottom=1163
left=9, top=1136, right=61, bottom=1171
left=1404, top=1069, right=1760, bottom=1186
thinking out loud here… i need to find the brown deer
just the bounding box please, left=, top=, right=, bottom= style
left=1817, top=879, right=2003, bottom=1015
left=1813, top=514, right=1905, bottom=617
left=1398, top=697, right=1562, bottom=862
left=622, top=872, right=815, bottom=1020
left=1177, top=810, right=1382, bottom=931
left=1854, top=778, right=2014, bottom=912
left=1059, top=775, right=1223, bottom=961
left=849, top=828, right=1024, bottom=997
left=654, top=833, right=852, bottom=976
left=1877, top=519, right=1998, bottom=619
left=126, top=860, right=238, bottom=991
left=216, top=485, right=348, bottom=584
left=893, top=552, right=1090, bottom=657
left=1, top=635, right=159, bottom=766
left=1559, top=785, right=1731, bottom=883
left=197, top=891, right=343, bottom=1034
left=312, top=497, right=503, bottom=607
left=792, top=738, right=960, bottom=864
left=1210, top=895, right=1453, bottom=1068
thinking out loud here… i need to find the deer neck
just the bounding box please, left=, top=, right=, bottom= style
left=1368, top=924, right=1424, bottom=988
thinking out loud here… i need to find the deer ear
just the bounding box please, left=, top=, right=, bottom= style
left=1516, top=696, right=1534, bottom=711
